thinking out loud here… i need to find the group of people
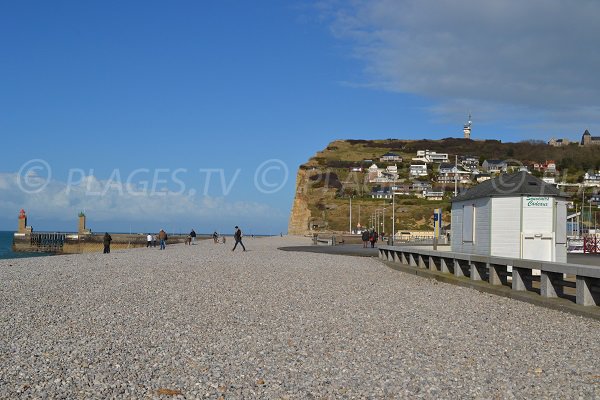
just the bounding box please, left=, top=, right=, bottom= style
left=213, top=226, right=246, bottom=251
left=186, top=227, right=247, bottom=251
left=103, top=226, right=248, bottom=254
left=361, top=229, right=380, bottom=248
left=146, top=229, right=169, bottom=250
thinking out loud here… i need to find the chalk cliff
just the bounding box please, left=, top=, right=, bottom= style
left=287, top=169, right=312, bottom=235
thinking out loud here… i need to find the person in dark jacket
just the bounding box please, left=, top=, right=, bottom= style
left=232, top=226, right=246, bottom=252
left=190, top=229, right=197, bottom=245
left=369, top=229, right=378, bottom=248
left=103, top=232, right=112, bottom=254
left=361, top=230, right=370, bottom=248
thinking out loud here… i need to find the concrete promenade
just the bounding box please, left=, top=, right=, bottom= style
left=280, top=243, right=600, bottom=266
left=1, top=236, right=599, bottom=398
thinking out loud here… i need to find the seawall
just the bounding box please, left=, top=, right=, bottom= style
left=12, top=232, right=191, bottom=254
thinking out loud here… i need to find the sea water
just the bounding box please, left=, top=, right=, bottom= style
left=0, top=231, right=50, bottom=260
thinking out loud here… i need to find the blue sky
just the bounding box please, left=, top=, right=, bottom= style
left=1, top=1, right=599, bottom=234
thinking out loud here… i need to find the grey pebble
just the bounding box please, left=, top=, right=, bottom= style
left=0, top=236, right=599, bottom=398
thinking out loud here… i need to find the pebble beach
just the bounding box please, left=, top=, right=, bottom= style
left=1, top=236, right=599, bottom=399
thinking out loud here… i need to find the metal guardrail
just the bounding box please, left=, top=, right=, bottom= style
left=378, top=245, right=600, bottom=307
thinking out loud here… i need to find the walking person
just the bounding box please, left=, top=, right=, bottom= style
left=369, top=229, right=377, bottom=248
left=190, top=229, right=197, bottom=245
left=213, top=231, right=219, bottom=244
left=158, top=229, right=167, bottom=250
left=232, top=226, right=246, bottom=252
left=361, top=230, right=369, bottom=248
left=152, top=234, right=157, bottom=248
left=146, top=233, right=152, bottom=248
left=103, top=232, right=112, bottom=254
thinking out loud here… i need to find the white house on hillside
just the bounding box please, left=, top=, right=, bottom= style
left=482, top=159, right=507, bottom=173
left=437, top=163, right=471, bottom=184
left=583, top=171, right=600, bottom=186
left=380, top=152, right=402, bottom=162
left=412, top=150, right=449, bottom=163
left=409, top=163, right=428, bottom=177
left=368, top=163, right=400, bottom=183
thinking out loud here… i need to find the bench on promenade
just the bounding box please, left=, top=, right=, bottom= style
left=378, top=245, right=600, bottom=307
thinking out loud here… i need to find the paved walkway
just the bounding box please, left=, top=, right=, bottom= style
left=278, top=244, right=379, bottom=257
left=281, top=243, right=600, bottom=266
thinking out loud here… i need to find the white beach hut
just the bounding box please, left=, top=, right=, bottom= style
left=451, top=172, right=568, bottom=262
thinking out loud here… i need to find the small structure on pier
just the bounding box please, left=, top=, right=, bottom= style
left=78, top=212, right=91, bottom=235
left=17, top=209, right=32, bottom=234
left=450, top=172, right=568, bottom=262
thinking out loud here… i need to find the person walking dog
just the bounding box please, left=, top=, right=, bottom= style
left=232, top=226, right=246, bottom=252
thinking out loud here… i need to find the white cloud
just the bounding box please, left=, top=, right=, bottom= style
left=0, top=173, right=281, bottom=227
left=321, top=0, right=600, bottom=135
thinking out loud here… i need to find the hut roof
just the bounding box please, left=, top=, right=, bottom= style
left=451, top=172, right=566, bottom=203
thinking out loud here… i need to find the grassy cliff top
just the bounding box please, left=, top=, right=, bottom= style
left=304, top=138, right=599, bottom=173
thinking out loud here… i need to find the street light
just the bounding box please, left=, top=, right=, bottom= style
left=349, top=196, right=352, bottom=234
left=391, top=191, right=403, bottom=245
left=374, top=206, right=389, bottom=237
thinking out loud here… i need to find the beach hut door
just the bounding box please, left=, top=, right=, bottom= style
left=521, top=233, right=553, bottom=261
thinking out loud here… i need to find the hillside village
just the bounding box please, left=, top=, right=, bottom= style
left=289, top=128, right=600, bottom=235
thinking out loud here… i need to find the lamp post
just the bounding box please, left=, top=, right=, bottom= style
left=349, top=196, right=352, bottom=234
left=374, top=207, right=389, bottom=237
left=392, top=192, right=401, bottom=245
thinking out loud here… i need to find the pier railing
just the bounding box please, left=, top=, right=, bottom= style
left=29, top=233, right=66, bottom=252
left=378, top=245, right=600, bottom=307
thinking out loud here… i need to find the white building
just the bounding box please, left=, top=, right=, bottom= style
left=412, top=150, right=449, bottom=163
left=482, top=159, right=507, bottom=173
left=380, top=152, right=402, bottom=162
left=583, top=171, right=600, bottom=186
left=437, top=163, right=472, bottom=184
left=424, top=190, right=444, bottom=201
left=409, top=163, right=428, bottom=177
left=459, top=155, right=479, bottom=171
left=451, top=172, right=568, bottom=262
left=368, top=163, right=400, bottom=183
